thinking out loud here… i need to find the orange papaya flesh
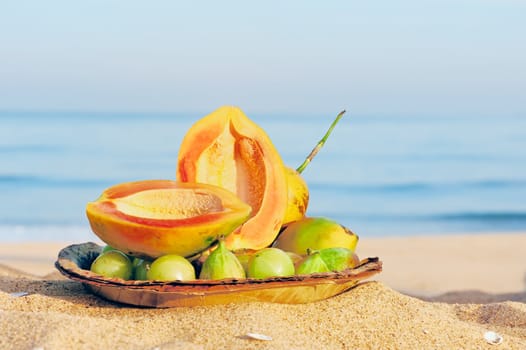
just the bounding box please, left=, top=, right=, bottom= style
left=86, top=180, right=252, bottom=259
left=177, top=106, right=288, bottom=251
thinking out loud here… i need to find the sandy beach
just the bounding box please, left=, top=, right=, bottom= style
left=1, top=232, right=525, bottom=349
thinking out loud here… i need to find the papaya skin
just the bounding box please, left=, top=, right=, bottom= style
left=283, top=167, right=309, bottom=224
left=176, top=106, right=288, bottom=251
left=86, top=180, right=252, bottom=259
left=272, top=217, right=358, bottom=255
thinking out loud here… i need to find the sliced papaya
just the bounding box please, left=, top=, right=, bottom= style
left=86, top=180, right=252, bottom=258
left=177, top=106, right=288, bottom=251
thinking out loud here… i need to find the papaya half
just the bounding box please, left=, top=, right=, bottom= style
left=86, top=180, right=252, bottom=258
left=176, top=106, right=288, bottom=251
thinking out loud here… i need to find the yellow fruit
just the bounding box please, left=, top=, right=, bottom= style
left=283, top=167, right=309, bottom=224
left=273, top=217, right=358, bottom=255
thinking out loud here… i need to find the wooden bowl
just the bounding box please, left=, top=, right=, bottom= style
left=55, top=242, right=382, bottom=308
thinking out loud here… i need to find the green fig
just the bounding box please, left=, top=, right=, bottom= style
left=147, top=254, right=196, bottom=281
left=273, top=217, right=358, bottom=255
left=296, top=251, right=330, bottom=275
left=90, top=250, right=133, bottom=280
left=296, top=247, right=358, bottom=275
left=199, top=240, right=246, bottom=280
left=318, top=247, right=359, bottom=271
left=247, top=248, right=295, bottom=279
left=237, top=249, right=303, bottom=273
left=132, top=257, right=152, bottom=280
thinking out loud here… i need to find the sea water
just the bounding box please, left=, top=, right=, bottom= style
left=1, top=111, right=525, bottom=242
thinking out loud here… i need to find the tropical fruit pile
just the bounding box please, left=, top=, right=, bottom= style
left=86, top=106, right=359, bottom=282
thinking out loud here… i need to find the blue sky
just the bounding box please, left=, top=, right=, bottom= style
left=1, top=0, right=525, bottom=116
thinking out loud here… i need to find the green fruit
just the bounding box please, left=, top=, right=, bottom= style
left=296, top=251, right=330, bottom=275
left=273, top=217, right=358, bottom=255
left=147, top=254, right=196, bottom=281
left=247, top=248, right=295, bottom=279
left=296, top=247, right=358, bottom=275
left=132, top=258, right=152, bottom=280
left=199, top=240, right=246, bottom=280
left=90, top=250, right=133, bottom=280
left=318, top=247, right=359, bottom=271
left=132, top=257, right=143, bottom=268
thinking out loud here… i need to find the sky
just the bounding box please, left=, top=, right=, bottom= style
left=1, top=0, right=525, bottom=116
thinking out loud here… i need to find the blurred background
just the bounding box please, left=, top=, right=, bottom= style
left=1, top=1, right=525, bottom=241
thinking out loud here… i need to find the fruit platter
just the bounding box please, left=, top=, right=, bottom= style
left=55, top=106, right=382, bottom=307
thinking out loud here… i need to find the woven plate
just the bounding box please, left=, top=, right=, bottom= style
left=55, top=242, right=382, bottom=308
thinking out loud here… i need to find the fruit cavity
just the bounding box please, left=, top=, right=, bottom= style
left=86, top=180, right=251, bottom=259
left=177, top=106, right=288, bottom=251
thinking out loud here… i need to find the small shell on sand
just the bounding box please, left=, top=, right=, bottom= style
left=484, top=331, right=503, bottom=345
left=245, top=333, right=272, bottom=341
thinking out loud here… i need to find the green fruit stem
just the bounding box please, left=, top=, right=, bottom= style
left=296, top=110, right=346, bottom=174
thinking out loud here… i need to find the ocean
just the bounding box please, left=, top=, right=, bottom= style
left=1, top=110, right=526, bottom=242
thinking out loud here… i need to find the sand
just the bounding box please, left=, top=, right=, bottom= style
left=1, top=232, right=525, bottom=349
